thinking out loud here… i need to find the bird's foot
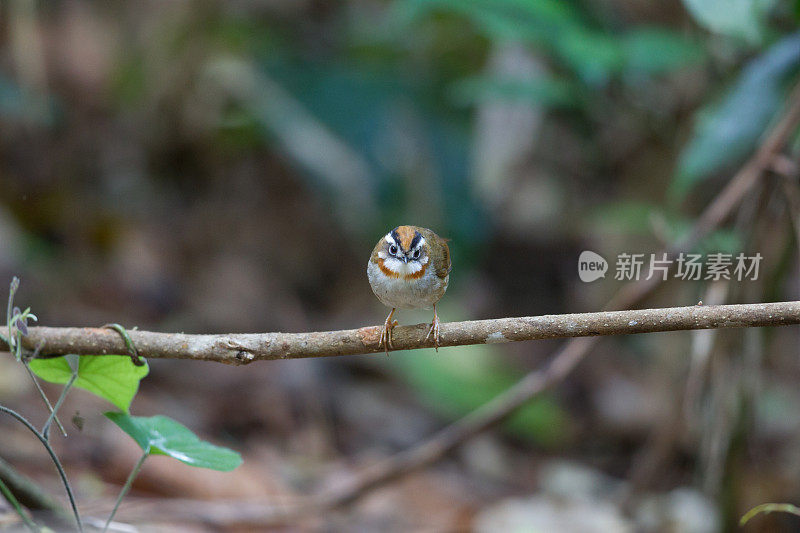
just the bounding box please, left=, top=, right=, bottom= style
left=425, top=314, right=441, bottom=352
left=380, top=318, right=398, bottom=356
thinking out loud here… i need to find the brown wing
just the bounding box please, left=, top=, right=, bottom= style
left=418, top=227, right=451, bottom=280
left=436, top=238, right=452, bottom=279
left=370, top=238, right=384, bottom=264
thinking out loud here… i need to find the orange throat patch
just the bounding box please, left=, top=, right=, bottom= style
left=377, top=258, right=428, bottom=280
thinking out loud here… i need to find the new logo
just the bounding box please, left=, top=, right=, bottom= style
left=578, top=250, right=608, bottom=282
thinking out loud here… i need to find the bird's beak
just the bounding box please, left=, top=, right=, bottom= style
left=402, top=255, right=409, bottom=263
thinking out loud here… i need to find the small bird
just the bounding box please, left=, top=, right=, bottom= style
left=367, top=225, right=451, bottom=354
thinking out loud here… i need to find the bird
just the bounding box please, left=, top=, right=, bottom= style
left=367, top=225, right=451, bottom=355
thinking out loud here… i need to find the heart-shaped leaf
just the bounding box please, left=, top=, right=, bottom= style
left=105, top=413, right=242, bottom=471
left=29, top=355, right=149, bottom=412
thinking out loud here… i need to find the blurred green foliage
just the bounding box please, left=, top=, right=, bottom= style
left=1, top=0, right=799, bottom=470
left=590, top=201, right=744, bottom=254
left=395, top=344, right=572, bottom=448
left=396, top=0, right=704, bottom=84
left=672, top=33, right=800, bottom=201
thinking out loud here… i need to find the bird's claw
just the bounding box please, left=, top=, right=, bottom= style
left=380, top=319, right=398, bottom=356
left=425, top=315, right=441, bottom=352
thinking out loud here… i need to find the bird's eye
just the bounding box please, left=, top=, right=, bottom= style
left=412, top=249, right=420, bottom=260
left=389, top=244, right=398, bottom=255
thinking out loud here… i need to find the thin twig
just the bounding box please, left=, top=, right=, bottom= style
left=777, top=155, right=800, bottom=300
left=0, top=405, right=83, bottom=532
left=0, top=455, right=67, bottom=519
left=782, top=175, right=800, bottom=251
left=0, top=475, right=38, bottom=532
left=686, top=82, right=800, bottom=244
left=42, top=373, right=77, bottom=441
left=23, top=354, right=68, bottom=438
left=0, top=302, right=798, bottom=363
left=102, top=451, right=148, bottom=533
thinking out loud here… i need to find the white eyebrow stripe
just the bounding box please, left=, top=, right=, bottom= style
left=385, top=234, right=395, bottom=244
left=417, top=237, right=426, bottom=248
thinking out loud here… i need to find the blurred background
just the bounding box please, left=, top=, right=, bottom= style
left=1, top=0, right=799, bottom=531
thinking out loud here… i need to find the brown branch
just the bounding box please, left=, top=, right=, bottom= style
left=0, top=302, right=798, bottom=364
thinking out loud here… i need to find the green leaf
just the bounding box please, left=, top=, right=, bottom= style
left=671, top=33, right=800, bottom=201
left=682, top=0, right=777, bottom=43
left=557, top=30, right=624, bottom=84
left=741, top=503, right=800, bottom=525
left=105, top=413, right=242, bottom=471
left=29, top=355, right=149, bottom=413
left=396, top=0, right=581, bottom=40
left=622, top=29, right=705, bottom=75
